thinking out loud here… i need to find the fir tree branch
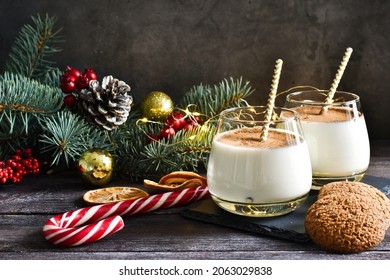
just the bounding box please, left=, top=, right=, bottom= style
left=116, top=120, right=217, bottom=181
left=178, top=77, right=254, bottom=118
left=4, top=13, right=63, bottom=84
left=41, top=68, right=62, bottom=87
left=0, top=72, right=63, bottom=113
left=38, top=111, right=111, bottom=166
left=0, top=110, right=40, bottom=159
left=0, top=71, right=63, bottom=158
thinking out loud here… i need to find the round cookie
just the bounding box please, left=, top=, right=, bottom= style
left=318, top=181, right=390, bottom=227
left=305, top=192, right=388, bottom=253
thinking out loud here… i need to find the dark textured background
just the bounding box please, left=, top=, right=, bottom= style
left=0, top=0, right=389, bottom=140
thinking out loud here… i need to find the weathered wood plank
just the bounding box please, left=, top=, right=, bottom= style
left=0, top=213, right=389, bottom=259
left=1, top=251, right=389, bottom=260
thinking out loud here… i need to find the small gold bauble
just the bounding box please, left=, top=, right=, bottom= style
left=77, top=149, right=114, bottom=186
left=140, top=91, right=174, bottom=121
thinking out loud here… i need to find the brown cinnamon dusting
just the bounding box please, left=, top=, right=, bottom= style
left=217, top=127, right=301, bottom=149
left=294, top=106, right=361, bottom=122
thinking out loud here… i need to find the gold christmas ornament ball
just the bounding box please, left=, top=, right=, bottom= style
left=140, top=91, right=174, bottom=121
left=77, top=149, right=114, bottom=186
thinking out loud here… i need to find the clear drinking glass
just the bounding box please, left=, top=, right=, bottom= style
left=207, top=106, right=312, bottom=217
left=285, top=90, right=370, bottom=189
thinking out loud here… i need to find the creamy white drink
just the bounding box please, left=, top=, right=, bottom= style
left=285, top=91, right=371, bottom=188
left=207, top=127, right=312, bottom=206
left=295, top=106, right=370, bottom=179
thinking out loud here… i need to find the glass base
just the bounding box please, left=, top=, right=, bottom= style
left=210, top=193, right=309, bottom=217
left=311, top=171, right=366, bottom=190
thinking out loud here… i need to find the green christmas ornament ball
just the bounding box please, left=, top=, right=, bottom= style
left=77, top=149, right=114, bottom=186
left=140, top=91, right=174, bottom=121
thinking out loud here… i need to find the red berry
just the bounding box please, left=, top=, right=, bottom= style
left=1, top=148, right=40, bottom=185
left=159, top=127, right=176, bottom=139
left=60, top=76, right=77, bottom=94
left=76, top=75, right=90, bottom=90
left=83, top=68, right=97, bottom=81
left=63, top=95, right=76, bottom=107
left=60, top=73, right=77, bottom=83
left=183, top=121, right=197, bottom=131
left=12, top=155, right=20, bottom=161
left=64, top=66, right=82, bottom=80
left=165, top=111, right=186, bottom=131
left=24, top=148, right=32, bottom=156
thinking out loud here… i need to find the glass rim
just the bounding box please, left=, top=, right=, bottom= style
left=219, top=105, right=300, bottom=124
left=285, top=90, right=360, bottom=107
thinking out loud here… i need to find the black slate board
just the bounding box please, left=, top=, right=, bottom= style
left=181, top=175, right=390, bottom=243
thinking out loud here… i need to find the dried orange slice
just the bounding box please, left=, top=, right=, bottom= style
left=83, top=186, right=149, bottom=205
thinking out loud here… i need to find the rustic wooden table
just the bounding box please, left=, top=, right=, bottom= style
left=0, top=141, right=389, bottom=260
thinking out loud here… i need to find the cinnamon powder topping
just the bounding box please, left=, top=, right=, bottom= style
left=294, top=106, right=361, bottom=122
left=217, top=127, right=301, bottom=149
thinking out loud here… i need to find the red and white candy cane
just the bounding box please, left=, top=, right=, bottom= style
left=43, top=185, right=209, bottom=247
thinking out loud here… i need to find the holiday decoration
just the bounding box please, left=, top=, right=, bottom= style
left=79, top=75, right=133, bottom=131
left=140, top=91, right=174, bottom=121
left=60, top=74, right=77, bottom=94
left=0, top=149, right=40, bottom=184
left=142, top=170, right=207, bottom=191
left=43, top=185, right=210, bottom=246
left=83, top=186, right=149, bottom=205
left=146, top=110, right=201, bottom=141
left=59, top=66, right=132, bottom=131
left=1, top=14, right=255, bottom=181
left=60, top=66, right=97, bottom=93
left=63, top=94, right=76, bottom=107
left=165, top=110, right=186, bottom=131
left=77, top=149, right=114, bottom=186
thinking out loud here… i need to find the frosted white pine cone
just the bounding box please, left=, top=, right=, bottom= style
left=80, top=75, right=133, bottom=130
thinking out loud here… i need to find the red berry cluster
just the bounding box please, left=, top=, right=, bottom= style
left=0, top=149, right=40, bottom=184
left=60, top=66, right=98, bottom=107
left=147, top=110, right=202, bottom=141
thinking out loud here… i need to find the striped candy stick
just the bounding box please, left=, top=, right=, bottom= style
left=43, top=185, right=210, bottom=247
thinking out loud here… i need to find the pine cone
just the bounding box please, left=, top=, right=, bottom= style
left=80, top=75, right=133, bottom=130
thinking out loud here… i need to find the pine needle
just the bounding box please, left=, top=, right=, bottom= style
left=179, top=77, right=254, bottom=118
left=38, top=111, right=111, bottom=166
left=0, top=72, right=63, bottom=113
left=4, top=13, right=63, bottom=84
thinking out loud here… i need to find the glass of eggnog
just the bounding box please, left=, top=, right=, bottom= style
left=207, top=106, right=312, bottom=217
left=285, top=90, right=370, bottom=189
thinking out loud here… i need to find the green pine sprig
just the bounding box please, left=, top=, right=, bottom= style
left=4, top=14, right=63, bottom=85
left=0, top=72, right=63, bottom=113
left=0, top=72, right=64, bottom=159
left=38, top=110, right=112, bottom=166
left=0, top=13, right=65, bottom=161
left=179, top=77, right=254, bottom=118
left=137, top=124, right=216, bottom=179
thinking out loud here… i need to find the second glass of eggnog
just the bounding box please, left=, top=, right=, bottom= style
left=207, top=106, right=312, bottom=217
left=285, top=90, right=370, bottom=189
